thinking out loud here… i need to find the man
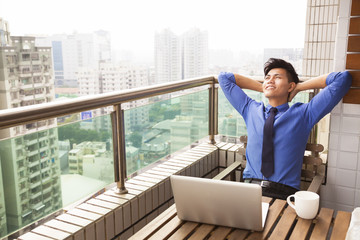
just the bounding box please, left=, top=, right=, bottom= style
left=218, top=58, right=352, bottom=199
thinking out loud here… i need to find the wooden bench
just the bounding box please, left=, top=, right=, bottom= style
left=214, top=135, right=326, bottom=193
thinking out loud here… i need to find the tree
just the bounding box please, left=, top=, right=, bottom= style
left=129, top=132, right=142, bottom=148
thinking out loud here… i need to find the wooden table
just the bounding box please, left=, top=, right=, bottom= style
left=129, top=197, right=351, bottom=240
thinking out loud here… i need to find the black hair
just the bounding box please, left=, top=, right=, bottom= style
left=264, top=58, right=299, bottom=84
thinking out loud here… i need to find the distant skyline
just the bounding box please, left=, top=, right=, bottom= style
left=1, top=0, right=307, bottom=60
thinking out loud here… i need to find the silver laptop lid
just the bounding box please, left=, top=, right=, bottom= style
left=170, top=175, right=268, bottom=231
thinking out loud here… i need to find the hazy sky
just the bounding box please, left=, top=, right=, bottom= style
left=1, top=0, right=307, bottom=57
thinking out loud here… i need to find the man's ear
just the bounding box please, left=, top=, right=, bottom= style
left=288, top=82, right=296, bottom=92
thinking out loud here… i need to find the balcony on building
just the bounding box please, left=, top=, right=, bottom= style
left=0, top=1, right=360, bottom=239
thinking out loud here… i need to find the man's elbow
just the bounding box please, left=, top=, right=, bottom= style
left=218, top=72, right=235, bottom=86
left=218, top=72, right=227, bottom=83
left=341, top=71, right=353, bottom=89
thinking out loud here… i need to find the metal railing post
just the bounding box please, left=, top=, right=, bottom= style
left=113, top=104, right=128, bottom=194
left=208, top=81, right=217, bottom=144
left=111, top=111, right=120, bottom=184
left=214, top=86, right=218, bottom=136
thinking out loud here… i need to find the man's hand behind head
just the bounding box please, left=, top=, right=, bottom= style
left=288, top=83, right=301, bottom=102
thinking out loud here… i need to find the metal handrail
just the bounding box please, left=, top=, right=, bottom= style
left=0, top=75, right=215, bottom=129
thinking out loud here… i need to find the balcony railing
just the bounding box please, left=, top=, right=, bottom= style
left=0, top=75, right=313, bottom=238
left=0, top=75, right=217, bottom=237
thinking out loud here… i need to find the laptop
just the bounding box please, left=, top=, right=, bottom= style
left=170, top=175, right=269, bottom=231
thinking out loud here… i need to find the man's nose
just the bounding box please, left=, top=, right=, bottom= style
left=267, top=76, right=275, bottom=83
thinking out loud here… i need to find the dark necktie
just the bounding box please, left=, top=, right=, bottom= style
left=261, top=107, right=278, bottom=178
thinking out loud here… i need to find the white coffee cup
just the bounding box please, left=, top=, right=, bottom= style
left=287, top=191, right=319, bottom=219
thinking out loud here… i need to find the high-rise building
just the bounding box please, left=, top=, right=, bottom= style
left=182, top=28, right=208, bottom=79
left=0, top=21, right=61, bottom=233
left=154, top=29, right=182, bottom=84
left=36, top=31, right=111, bottom=87
left=154, top=28, right=209, bottom=84
left=0, top=36, right=56, bottom=137
left=0, top=18, right=11, bottom=236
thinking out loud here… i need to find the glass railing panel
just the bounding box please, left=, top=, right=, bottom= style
left=124, top=89, right=209, bottom=175
left=0, top=114, right=114, bottom=238
left=218, top=89, right=311, bottom=139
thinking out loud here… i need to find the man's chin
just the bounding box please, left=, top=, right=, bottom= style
left=264, top=93, right=273, bottom=98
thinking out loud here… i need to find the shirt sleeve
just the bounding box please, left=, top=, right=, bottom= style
left=218, top=72, right=254, bottom=118
left=305, top=71, right=352, bottom=127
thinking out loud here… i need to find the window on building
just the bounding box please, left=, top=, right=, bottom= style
left=6, top=54, right=17, bottom=64
left=22, top=53, right=30, bottom=61
left=8, top=67, right=15, bottom=77
left=32, top=65, right=41, bottom=73
left=31, top=53, right=39, bottom=61
left=20, top=66, right=31, bottom=74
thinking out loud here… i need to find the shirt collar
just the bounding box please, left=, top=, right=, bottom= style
left=265, top=102, right=289, bottom=113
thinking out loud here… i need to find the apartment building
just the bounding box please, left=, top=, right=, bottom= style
left=77, top=62, right=150, bottom=131
left=36, top=31, right=111, bottom=87
left=68, top=141, right=107, bottom=175
left=154, top=29, right=182, bottom=84
left=182, top=28, right=209, bottom=79
left=154, top=28, right=209, bottom=84
left=0, top=17, right=9, bottom=237
left=0, top=21, right=61, bottom=234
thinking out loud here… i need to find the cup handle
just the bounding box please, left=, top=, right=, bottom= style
left=287, top=194, right=296, bottom=209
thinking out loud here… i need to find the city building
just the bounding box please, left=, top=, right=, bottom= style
left=0, top=18, right=10, bottom=236
left=0, top=20, right=61, bottom=234
left=77, top=62, right=150, bottom=132
left=68, top=141, right=108, bottom=175
left=182, top=28, right=209, bottom=79
left=154, top=28, right=209, bottom=84
left=66, top=141, right=113, bottom=206
left=35, top=31, right=111, bottom=87
left=154, top=29, right=182, bottom=84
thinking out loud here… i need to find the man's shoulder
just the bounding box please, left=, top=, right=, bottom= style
left=287, top=102, right=307, bottom=113
left=289, top=102, right=305, bottom=108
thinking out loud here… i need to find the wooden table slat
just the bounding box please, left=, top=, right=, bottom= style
left=329, top=211, right=352, bottom=240
left=168, top=221, right=199, bottom=240
left=208, top=226, right=232, bottom=240
left=262, top=196, right=272, bottom=204
left=188, top=224, right=216, bottom=240
left=228, top=229, right=249, bottom=240
left=269, top=206, right=297, bottom=240
left=148, top=215, right=183, bottom=240
left=128, top=205, right=177, bottom=240
left=246, top=199, right=287, bottom=240
left=289, top=218, right=313, bottom=240
left=310, top=208, right=334, bottom=240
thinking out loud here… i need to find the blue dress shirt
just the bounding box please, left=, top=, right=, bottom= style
left=218, top=71, right=352, bottom=189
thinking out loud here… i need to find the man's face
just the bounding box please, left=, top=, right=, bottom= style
left=262, top=68, right=294, bottom=100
